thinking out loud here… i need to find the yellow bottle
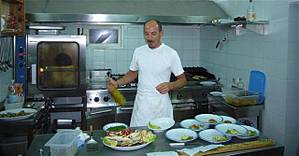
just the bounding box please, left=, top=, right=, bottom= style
left=111, top=89, right=126, bottom=106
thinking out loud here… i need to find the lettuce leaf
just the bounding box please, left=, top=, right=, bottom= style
left=102, top=137, right=118, bottom=147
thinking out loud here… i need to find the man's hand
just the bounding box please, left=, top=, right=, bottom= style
left=156, top=82, right=173, bottom=94
left=107, top=78, right=118, bottom=92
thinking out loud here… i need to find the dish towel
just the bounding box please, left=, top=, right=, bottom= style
left=178, top=144, right=224, bottom=156
left=146, top=151, right=178, bottom=156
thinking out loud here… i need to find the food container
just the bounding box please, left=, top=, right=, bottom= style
left=223, top=90, right=259, bottom=106
left=45, top=130, right=80, bottom=156
left=4, top=96, right=24, bottom=110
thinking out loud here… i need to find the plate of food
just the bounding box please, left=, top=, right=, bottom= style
left=0, top=108, right=37, bottom=121
left=219, top=115, right=237, bottom=124
left=180, top=119, right=209, bottom=132
left=195, top=114, right=222, bottom=125
left=102, top=128, right=157, bottom=151
left=215, top=123, right=247, bottom=137
left=199, top=129, right=231, bottom=144
left=103, top=122, right=128, bottom=132
left=165, top=128, right=198, bottom=143
left=237, top=125, right=260, bottom=139
left=200, top=81, right=216, bottom=86
left=148, top=117, right=175, bottom=132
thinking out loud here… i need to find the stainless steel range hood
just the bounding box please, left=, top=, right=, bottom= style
left=25, top=0, right=229, bottom=24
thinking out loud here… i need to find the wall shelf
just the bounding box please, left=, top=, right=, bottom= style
left=0, top=0, right=24, bottom=36
left=212, top=20, right=270, bottom=36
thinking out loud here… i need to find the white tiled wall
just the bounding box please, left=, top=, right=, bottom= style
left=200, top=1, right=298, bottom=155
left=86, top=25, right=201, bottom=74
left=0, top=70, right=12, bottom=102
left=0, top=37, right=13, bottom=102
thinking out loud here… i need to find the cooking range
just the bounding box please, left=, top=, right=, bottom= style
left=85, top=68, right=221, bottom=129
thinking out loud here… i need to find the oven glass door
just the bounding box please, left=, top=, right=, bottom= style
left=37, top=42, right=79, bottom=90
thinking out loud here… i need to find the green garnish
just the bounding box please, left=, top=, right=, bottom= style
left=106, top=125, right=127, bottom=131
left=213, top=135, right=228, bottom=142
left=103, top=137, right=118, bottom=147
left=247, top=130, right=257, bottom=136
left=226, top=129, right=239, bottom=135
left=181, top=135, right=193, bottom=141
left=148, top=122, right=161, bottom=129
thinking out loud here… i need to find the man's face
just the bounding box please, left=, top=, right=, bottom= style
left=144, top=21, right=163, bottom=49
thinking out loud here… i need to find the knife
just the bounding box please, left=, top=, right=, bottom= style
left=169, top=142, right=201, bottom=147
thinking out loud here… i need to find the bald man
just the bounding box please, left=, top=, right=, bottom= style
left=108, top=19, right=187, bottom=127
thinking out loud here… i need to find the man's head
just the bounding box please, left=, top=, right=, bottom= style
left=144, top=19, right=163, bottom=49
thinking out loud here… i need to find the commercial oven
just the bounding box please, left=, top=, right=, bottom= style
left=26, top=35, right=86, bottom=98
left=25, top=34, right=87, bottom=131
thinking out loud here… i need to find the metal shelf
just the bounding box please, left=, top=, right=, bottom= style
left=212, top=20, right=270, bottom=35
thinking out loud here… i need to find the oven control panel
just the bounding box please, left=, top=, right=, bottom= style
left=86, top=89, right=116, bottom=108
left=15, top=36, right=26, bottom=96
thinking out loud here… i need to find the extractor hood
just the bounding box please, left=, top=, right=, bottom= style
left=25, top=0, right=229, bottom=24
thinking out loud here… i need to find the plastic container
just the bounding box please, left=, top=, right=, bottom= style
left=45, top=130, right=80, bottom=156
left=223, top=90, right=259, bottom=106
left=4, top=96, right=24, bottom=110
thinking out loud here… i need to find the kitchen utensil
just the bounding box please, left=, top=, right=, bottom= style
left=86, top=125, right=98, bottom=151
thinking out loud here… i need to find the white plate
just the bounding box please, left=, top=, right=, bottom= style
left=103, top=140, right=152, bottom=151
left=165, top=128, right=198, bottom=143
left=148, top=117, right=175, bottom=132
left=199, top=129, right=231, bottom=144
left=237, top=125, right=260, bottom=139
left=200, top=81, right=216, bottom=86
left=180, top=119, right=209, bottom=132
left=215, top=123, right=247, bottom=137
left=219, top=115, right=237, bottom=124
left=0, top=108, right=37, bottom=121
left=209, top=91, right=224, bottom=97
left=195, top=114, right=222, bottom=125
left=103, top=122, right=128, bottom=132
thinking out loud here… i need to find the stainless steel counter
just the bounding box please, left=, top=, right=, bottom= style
left=26, top=125, right=284, bottom=156
left=208, top=92, right=264, bottom=130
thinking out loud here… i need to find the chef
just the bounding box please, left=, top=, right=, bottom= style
left=107, top=19, right=187, bottom=127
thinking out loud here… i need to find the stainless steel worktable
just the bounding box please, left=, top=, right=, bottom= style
left=26, top=125, right=283, bottom=156
left=207, top=90, right=264, bottom=130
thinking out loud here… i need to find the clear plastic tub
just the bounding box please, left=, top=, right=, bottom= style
left=223, top=90, right=259, bottom=106
left=45, top=130, right=80, bottom=156
left=4, top=96, right=24, bottom=110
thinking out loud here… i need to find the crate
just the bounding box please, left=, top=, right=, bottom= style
left=223, top=90, right=259, bottom=106
left=45, top=130, right=80, bottom=156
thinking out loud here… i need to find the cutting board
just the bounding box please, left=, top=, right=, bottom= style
left=178, top=139, right=275, bottom=156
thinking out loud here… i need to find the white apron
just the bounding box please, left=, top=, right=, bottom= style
left=130, top=90, right=173, bottom=127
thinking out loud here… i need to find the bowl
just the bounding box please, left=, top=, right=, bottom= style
left=219, top=115, right=237, bottom=124
left=103, top=122, right=128, bottom=132
left=148, top=117, right=175, bottom=132
left=180, top=119, right=209, bottom=132
left=199, top=129, right=231, bottom=144
left=195, top=114, right=222, bottom=125
left=165, top=128, right=198, bottom=143
left=237, top=125, right=260, bottom=139
left=215, top=123, right=247, bottom=137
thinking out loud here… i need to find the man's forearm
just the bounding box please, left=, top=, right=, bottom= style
left=169, top=73, right=187, bottom=90
left=117, top=70, right=138, bottom=86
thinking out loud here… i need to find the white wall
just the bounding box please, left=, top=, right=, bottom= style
left=0, top=37, right=13, bottom=102
left=86, top=25, right=201, bottom=74
left=201, top=0, right=298, bottom=155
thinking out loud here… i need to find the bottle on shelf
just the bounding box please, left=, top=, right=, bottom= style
left=247, top=0, right=256, bottom=22
left=237, top=78, right=245, bottom=90
left=7, top=80, right=17, bottom=103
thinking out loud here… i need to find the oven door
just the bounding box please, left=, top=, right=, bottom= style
left=86, top=107, right=116, bottom=130
left=27, top=35, right=86, bottom=98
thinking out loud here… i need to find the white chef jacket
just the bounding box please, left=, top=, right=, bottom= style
left=129, top=43, right=184, bottom=127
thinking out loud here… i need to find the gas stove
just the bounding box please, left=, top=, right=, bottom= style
left=86, top=89, right=117, bottom=108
